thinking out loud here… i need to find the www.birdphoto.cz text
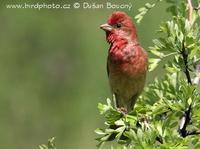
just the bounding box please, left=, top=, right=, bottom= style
left=5, top=2, right=133, bottom=11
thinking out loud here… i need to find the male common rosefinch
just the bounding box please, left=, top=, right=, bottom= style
left=100, top=11, right=148, bottom=113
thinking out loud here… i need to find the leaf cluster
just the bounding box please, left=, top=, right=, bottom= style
left=149, top=12, right=200, bottom=73
left=96, top=1, right=200, bottom=149
left=39, top=137, right=56, bottom=149
left=96, top=76, right=200, bottom=148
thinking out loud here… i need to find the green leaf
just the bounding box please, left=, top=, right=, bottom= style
left=98, top=103, right=109, bottom=115
left=145, top=3, right=155, bottom=9
left=95, top=128, right=106, bottom=135
left=150, top=49, right=165, bottom=58
left=187, top=97, right=192, bottom=105
left=149, top=58, right=161, bottom=71
left=39, top=138, right=56, bottom=149
left=135, top=1, right=161, bottom=23
left=115, top=119, right=125, bottom=126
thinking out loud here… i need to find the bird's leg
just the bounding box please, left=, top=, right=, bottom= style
left=128, top=93, right=139, bottom=112
left=113, top=94, right=128, bottom=115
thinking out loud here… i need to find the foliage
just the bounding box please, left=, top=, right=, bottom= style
left=96, top=0, right=200, bottom=148
left=39, top=138, right=56, bottom=149
left=135, top=0, right=163, bottom=23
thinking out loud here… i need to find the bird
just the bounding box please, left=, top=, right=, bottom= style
left=100, top=11, right=148, bottom=113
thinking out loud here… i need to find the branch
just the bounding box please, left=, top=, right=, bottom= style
left=178, top=105, right=200, bottom=138
left=187, top=0, right=193, bottom=23
left=181, top=41, right=192, bottom=84
left=181, top=0, right=193, bottom=85
left=187, top=130, right=200, bottom=136
left=178, top=0, right=193, bottom=138
left=187, top=0, right=200, bottom=85
left=178, top=105, right=191, bottom=137
left=178, top=0, right=200, bottom=138
left=194, top=6, right=200, bottom=11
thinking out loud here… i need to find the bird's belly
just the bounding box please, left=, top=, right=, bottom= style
left=108, top=66, right=146, bottom=101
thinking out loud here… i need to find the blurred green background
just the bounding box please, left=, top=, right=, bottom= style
left=0, top=0, right=170, bottom=148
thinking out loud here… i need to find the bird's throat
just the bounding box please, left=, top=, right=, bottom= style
left=107, top=33, right=128, bottom=51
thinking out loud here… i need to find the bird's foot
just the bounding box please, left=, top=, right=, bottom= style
left=117, top=107, right=128, bottom=115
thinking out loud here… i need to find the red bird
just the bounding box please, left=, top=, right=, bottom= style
left=100, top=11, right=148, bottom=113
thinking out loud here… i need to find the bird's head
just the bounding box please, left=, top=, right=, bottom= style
left=100, top=11, right=138, bottom=44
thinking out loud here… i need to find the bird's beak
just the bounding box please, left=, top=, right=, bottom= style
left=100, top=23, right=113, bottom=32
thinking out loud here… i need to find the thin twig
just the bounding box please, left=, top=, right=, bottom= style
left=194, top=6, right=200, bottom=11
left=187, top=130, right=200, bottom=136
left=187, top=0, right=193, bottom=23
left=163, top=52, right=177, bottom=58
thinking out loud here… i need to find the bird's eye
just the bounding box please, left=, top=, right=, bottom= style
left=115, top=23, right=122, bottom=28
